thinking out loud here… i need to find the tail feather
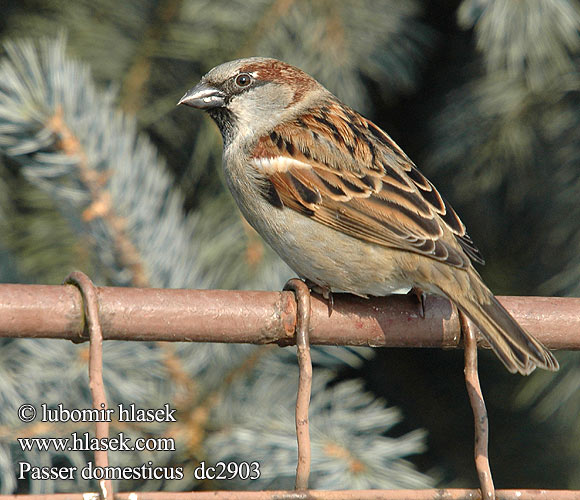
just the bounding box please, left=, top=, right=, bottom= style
left=441, top=270, right=559, bottom=375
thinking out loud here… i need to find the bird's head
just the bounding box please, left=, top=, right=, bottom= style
left=178, top=57, right=326, bottom=144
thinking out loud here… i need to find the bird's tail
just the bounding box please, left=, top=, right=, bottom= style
left=440, top=269, right=559, bottom=375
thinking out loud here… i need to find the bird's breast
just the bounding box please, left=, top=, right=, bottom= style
left=221, top=151, right=412, bottom=296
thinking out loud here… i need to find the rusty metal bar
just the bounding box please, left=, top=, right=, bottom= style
left=462, top=312, right=494, bottom=500
left=64, top=272, right=114, bottom=500
left=284, top=279, right=313, bottom=490
left=0, top=284, right=579, bottom=349
left=3, top=489, right=580, bottom=499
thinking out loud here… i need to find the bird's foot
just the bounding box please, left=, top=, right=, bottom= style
left=409, top=286, right=427, bottom=318
left=305, top=280, right=334, bottom=317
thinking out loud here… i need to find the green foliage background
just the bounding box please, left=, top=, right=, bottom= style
left=0, top=0, right=579, bottom=494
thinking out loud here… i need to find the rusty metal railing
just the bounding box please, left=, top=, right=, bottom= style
left=1, top=275, right=579, bottom=500
left=1, top=283, right=579, bottom=348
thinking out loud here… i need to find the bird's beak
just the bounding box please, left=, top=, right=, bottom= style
left=177, top=82, right=226, bottom=109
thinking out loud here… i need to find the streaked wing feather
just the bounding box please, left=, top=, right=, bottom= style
left=252, top=101, right=483, bottom=269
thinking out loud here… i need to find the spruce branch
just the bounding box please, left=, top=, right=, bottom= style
left=459, top=0, right=580, bottom=90
left=208, top=370, right=431, bottom=490
left=0, top=151, right=95, bottom=284
left=0, top=35, right=215, bottom=289
left=45, top=105, right=150, bottom=286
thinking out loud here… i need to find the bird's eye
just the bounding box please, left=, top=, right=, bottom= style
left=235, top=73, right=252, bottom=87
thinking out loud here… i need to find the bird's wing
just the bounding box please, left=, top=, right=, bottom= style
left=250, top=101, right=484, bottom=269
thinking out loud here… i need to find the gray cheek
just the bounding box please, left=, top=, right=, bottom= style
left=228, top=86, right=293, bottom=135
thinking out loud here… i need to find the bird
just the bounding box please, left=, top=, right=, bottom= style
left=178, top=57, right=558, bottom=375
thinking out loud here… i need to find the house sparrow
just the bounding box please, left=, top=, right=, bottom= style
left=178, top=57, right=558, bottom=375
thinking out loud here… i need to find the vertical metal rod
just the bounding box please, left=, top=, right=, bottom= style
left=461, top=311, right=495, bottom=500
left=64, top=272, right=113, bottom=500
left=284, top=279, right=313, bottom=490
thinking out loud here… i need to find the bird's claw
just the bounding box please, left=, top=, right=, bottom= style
left=410, top=286, right=427, bottom=318
left=305, top=280, right=334, bottom=317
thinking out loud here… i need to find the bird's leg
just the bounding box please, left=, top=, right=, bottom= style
left=409, top=286, right=427, bottom=318
left=305, top=280, right=333, bottom=317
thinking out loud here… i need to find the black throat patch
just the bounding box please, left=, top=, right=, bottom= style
left=207, top=108, right=237, bottom=145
